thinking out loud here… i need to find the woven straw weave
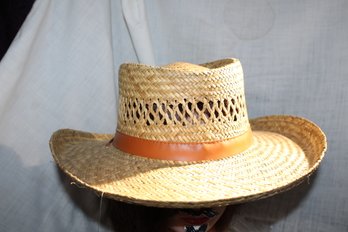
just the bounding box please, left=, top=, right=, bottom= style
left=49, top=58, right=327, bottom=208
left=117, top=58, right=249, bottom=142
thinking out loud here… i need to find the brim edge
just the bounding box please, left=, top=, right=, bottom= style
left=49, top=114, right=327, bottom=208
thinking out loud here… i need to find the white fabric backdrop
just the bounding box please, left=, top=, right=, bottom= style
left=0, top=0, right=347, bottom=231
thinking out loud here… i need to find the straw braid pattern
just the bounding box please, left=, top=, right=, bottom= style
left=117, top=59, right=250, bottom=142
left=48, top=57, right=327, bottom=208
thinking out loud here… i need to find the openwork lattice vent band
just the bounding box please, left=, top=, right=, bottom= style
left=116, top=58, right=250, bottom=142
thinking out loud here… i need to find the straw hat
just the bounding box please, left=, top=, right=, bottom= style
left=50, top=58, right=326, bottom=208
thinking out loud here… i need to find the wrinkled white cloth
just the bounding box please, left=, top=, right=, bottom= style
left=0, top=0, right=347, bottom=231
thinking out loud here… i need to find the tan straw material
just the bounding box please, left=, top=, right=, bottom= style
left=50, top=58, right=327, bottom=208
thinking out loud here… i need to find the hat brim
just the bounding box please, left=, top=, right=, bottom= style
left=49, top=115, right=326, bottom=208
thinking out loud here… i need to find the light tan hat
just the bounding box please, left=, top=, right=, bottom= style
left=50, top=58, right=327, bottom=208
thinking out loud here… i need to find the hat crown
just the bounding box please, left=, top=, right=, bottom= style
left=117, top=58, right=250, bottom=142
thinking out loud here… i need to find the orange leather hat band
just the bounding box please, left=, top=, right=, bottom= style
left=112, top=129, right=253, bottom=162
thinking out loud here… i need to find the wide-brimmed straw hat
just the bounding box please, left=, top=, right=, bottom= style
left=50, top=58, right=326, bottom=208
